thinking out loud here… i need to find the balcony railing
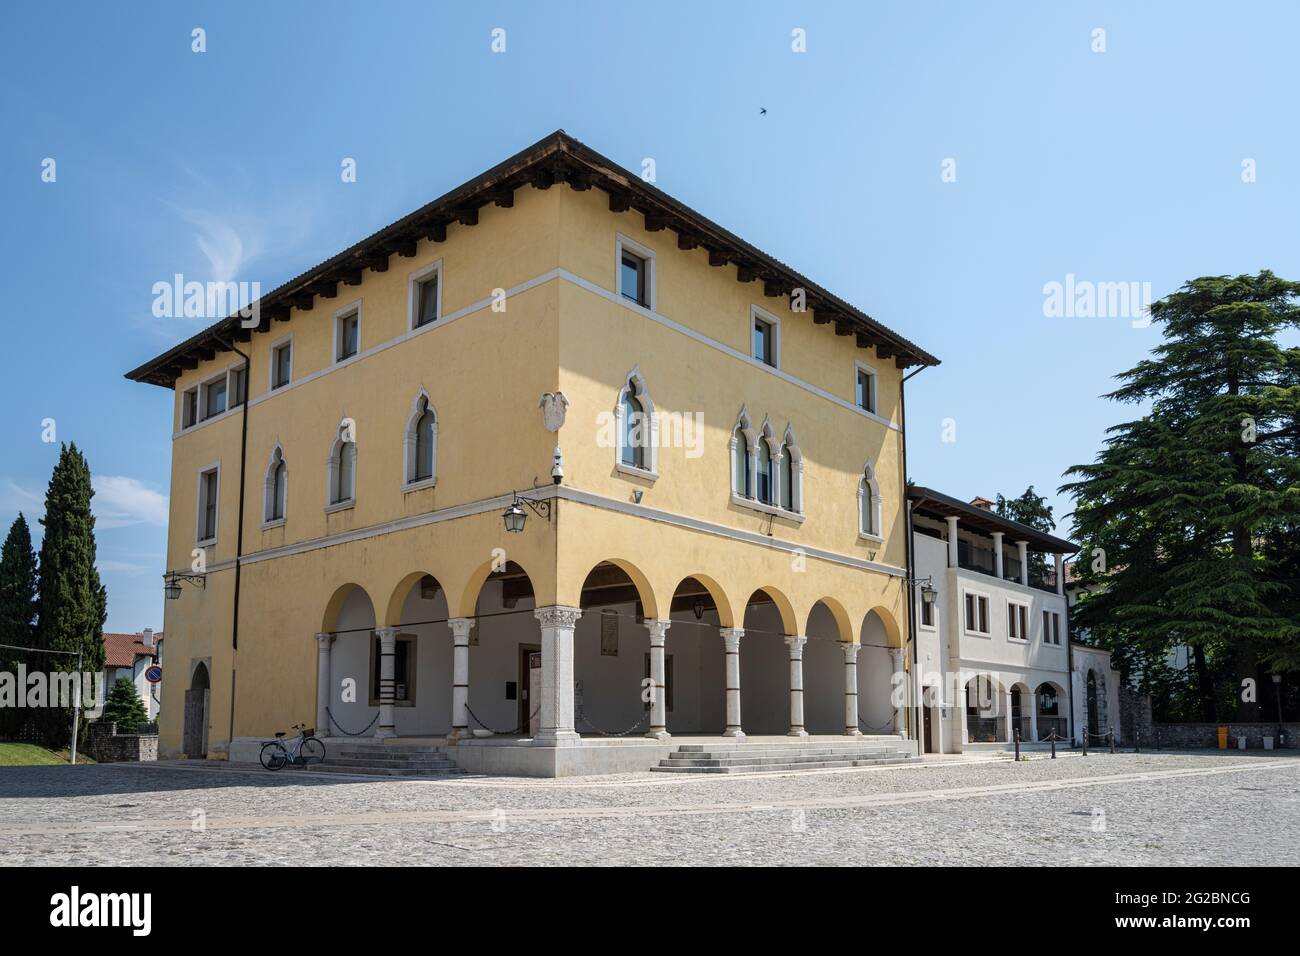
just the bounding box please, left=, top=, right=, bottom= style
left=1036, top=716, right=1068, bottom=741
left=956, top=541, right=1060, bottom=594
left=966, top=715, right=1006, bottom=743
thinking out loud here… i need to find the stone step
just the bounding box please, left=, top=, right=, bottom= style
left=661, top=750, right=908, bottom=769
left=332, top=744, right=450, bottom=756
left=329, top=756, right=456, bottom=770
left=662, top=746, right=899, bottom=761
left=673, top=737, right=904, bottom=753
left=651, top=755, right=914, bottom=774
left=336, top=748, right=450, bottom=761
left=285, top=762, right=466, bottom=777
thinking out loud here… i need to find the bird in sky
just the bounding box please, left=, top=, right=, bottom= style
left=759, top=107, right=767, bottom=115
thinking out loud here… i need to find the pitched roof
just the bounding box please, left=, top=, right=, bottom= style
left=125, top=130, right=940, bottom=388
left=908, top=485, right=1077, bottom=554
left=103, top=632, right=161, bottom=669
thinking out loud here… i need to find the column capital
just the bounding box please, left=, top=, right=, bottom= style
left=842, top=641, right=861, bottom=664
left=315, top=632, right=334, bottom=647
left=374, top=626, right=398, bottom=641
left=447, top=617, right=475, bottom=640
left=534, top=605, right=582, bottom=629
left=784, top=634, right=807, bottom=653
left=890, top=646, right=904, bottom=663
left=645, top=619, right=671, bottom=642
left=719, top=627, right=744, bottom=650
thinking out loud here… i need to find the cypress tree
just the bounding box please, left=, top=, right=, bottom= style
left=1063, top=271, right=1300, bottom=721
left=36, top=444, right=107, bottom=745
left=0, top=513, right=40, bottom=737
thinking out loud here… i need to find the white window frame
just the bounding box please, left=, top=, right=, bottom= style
left=858, top=461, right=883, bottom=543
left=1043, top=609, right=1062, bottom=645
left=333, top=300, right=362, bottom=364
left=754, top=417, right=779, bottom=506
left=199, top=371, right=229, bottom=422
left=854, top=360, right=878, bottom=414
left=918, top=589, right=938, bottom=631
left=227, top=363, right=248, bottom=409
left=615, top=234, right=655, bottom=311
left=778, top=424, right=804, bottom=515
left=750, top=304, right=781, bottom=369
left=269, top=334, right=294, bottom=391
left=325, top=417, right=357, bottom=512
left=262, top=444, right=287, bottom=528
left=181, top=386, right=199, bottom=429
left=407, top=260, right=443, bottom=331
left=614, top=366, right=659, bottom=480
left=402, top=390, right=438, bottom=491
left=962, top=588, right=991, bottom=637
left=1007, top=599, right=1030, bottom=641
left=195, top=462, right=221, bottom=546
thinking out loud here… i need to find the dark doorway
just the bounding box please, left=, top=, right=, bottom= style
left=183, top=662, right=210, bottom=758
left=1086, top=670, right=1100, bottom=741
left=518, top=644, right=539, bottom=736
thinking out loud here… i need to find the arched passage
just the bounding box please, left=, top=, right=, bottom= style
left=1009, top=681, right=1032, bottom=743
left=857, top=608, right=903, bottom=735
left=738, top=586, right=796, bottom=736
left=571, top=561, right=659, bottom=737
left=374, top=572, right=453, bottom=736
left=319, top=583, right=378, bottom=738
left=802, top=599, right=850, bottom=735
left=465, top=561, right=537, bottom=735
left=965, top=674, right=1005, bottom=743
left=660, top=575, right=731, bottom=735
left=1035, top=681, right=1067, bottom=741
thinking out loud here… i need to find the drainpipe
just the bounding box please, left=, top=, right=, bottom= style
left=1061, top=547, right=1079, bottom=743
left=213, top=331, right=250, bottom=748
left=900, top=363, right=929, bottom=752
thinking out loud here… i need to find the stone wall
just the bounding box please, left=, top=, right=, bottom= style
left=1119, top=686, right=1153, bottom=746
left=87, top=721, right=158, bottom=763
left=1152, top=722, right=1299, bottom=750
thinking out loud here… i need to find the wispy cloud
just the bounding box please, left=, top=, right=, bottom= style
left=0, top=480, right=44, bottom=519
left=92, top=476, right=168, bottom=530
left=97, top=559, right=151, bottom=577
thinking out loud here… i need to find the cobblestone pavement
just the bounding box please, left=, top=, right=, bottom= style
left=2, top=751, right=1296, bottom=866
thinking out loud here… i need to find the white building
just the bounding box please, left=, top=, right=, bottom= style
left=102, top=629, right=163, bottom=721
left=907, top=487, right=1120, bottom=753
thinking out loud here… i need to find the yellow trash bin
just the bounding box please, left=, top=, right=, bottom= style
left=1217, top=726, right=1229, bottom=749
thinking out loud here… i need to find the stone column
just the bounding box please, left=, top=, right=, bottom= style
left=991, top=531, right=1005, bottom=579
left=1005, top=687, right=1015, bottom=744
left=315, top=632, right=333, bottom=737
left=720, top=627, right=745, bottom=738
left=890, top=647, right=907, bottom=735
left=1054, top=553, right=1065, bottom=596
left=374, top=626, right=398, bottom=738
left=447, top=618, right=474, bottom=740
left=957, top=682, right=970, bottom=749
left=534, top=606, right=582, bottom=746
left=1017, top=541, right=1029, bottom=586
left=785, top=636, right=808, bottom=737
left=645, top=620, right=670, bottom=740
left=842, top=642, right=862, bottom=736
left=945, top=516, right=960, bottom=568
left=1030, top=690, right=1040, bottom=742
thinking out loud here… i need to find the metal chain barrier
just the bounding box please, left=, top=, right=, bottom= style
left=576, top=706, right=650, bottom=738
left=325, top=707, right=379, bottom=737
left=858, top=715, right=899, bottom=733
left=464, top=701, right=539, bottom=736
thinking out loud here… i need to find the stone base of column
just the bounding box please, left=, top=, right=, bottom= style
left=533, top=729, right=582, bottom=747
left=645, top=728, right=670, bottom=741
left=844, top=727, right=864, bottom=737
left=722, top=728, right=745, bottom=739
left=374, top=727, right=396, bottom=739
left=787, top=727, right=808, bottom=737
left=448, top=726, right=473, bottom=742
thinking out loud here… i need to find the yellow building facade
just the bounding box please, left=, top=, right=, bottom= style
left=127, top=133, right=939, bottom=776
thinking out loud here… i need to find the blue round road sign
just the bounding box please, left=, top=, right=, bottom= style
left=145, top=665, right=163, bottom=684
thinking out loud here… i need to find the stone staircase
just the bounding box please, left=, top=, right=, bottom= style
left=291, top=741, right=465, bottom=777
left=651, top=736, right=915, bottom=774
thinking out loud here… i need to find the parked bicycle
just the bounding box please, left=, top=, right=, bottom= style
left=259, top=723, right=326, bottom=770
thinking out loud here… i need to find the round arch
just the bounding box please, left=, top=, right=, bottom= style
left=742, top=585, right=797, bottom=637
left=383, top=571, right=449, bottom=627
left=861, top=605, right=903, bottom=648
left=578, top=559, right=659, bottom=620
left=455, top=556, right=535, bottom=619
left=321, top=583, right=376, bottom=634
left=805, top=596, right=853, bottom=643
left=667, top=573, right=735, bottom=628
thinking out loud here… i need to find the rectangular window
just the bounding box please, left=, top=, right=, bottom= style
left=272, top=342, right=292, bottom=390
left=202, top=376, right=226, bottom=420
left=370, top=635, right=415, bottom=704
left=620, top=251, right=647, bottom=306
left=921, top=595, right=935, bottom=628
left=228, top=365, right=247, bottom=406
left=415, top=276, right=439, bottom=328
left=1009, top=602, right=1029, bottom=640
left=337, top=310, right=359, bottom=361
left=182, top=388, right=198, bottom=428
left=1043, top=610, right=1062, bottom=645
left=965, top=593, right=989, bottom=634
left=856, top=367, right=876, bottom=413
left=197, top=467, right=219, bottom=543
left=753, top=315, right=775, bottom=366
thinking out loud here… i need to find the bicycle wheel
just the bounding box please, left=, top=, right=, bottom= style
left=260, top=741, right=288, bottom=771
left=300, top=738, right=326, bottom=764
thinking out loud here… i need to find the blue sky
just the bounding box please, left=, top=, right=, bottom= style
left=2, top=1, right=1297, bottom=631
